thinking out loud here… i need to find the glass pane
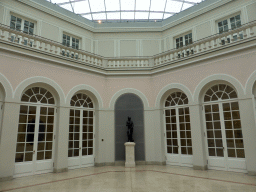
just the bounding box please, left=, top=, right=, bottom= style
left=37, top=152, right=44, bottom=160
left=74, top=149, right=79, bottom=156
left=37, top=142, right=45, bottom=151
left=68, top=150, right=73, bottom=157
left=88, top=148, right=93, bottom=155
left=46, top=142, right=52, bottom=150
left=173, top=147, right=178, bottom=154
left=226, top=139, right=235, bottom=147
left=208, top=148, right=215, bottom=156
left=208, top=139, right=214, bottom=147
left=17, top=134, right=26, bottom=142
left=82, top=149, right=87, bottom=156
left=16, top=143, right=25, bottom=152
left=88, top=140, right=93, bottom=147
left=18, top=124, right=27, bottom=132
left=45, top=151, right=52, bottom=159
left=15, top=153, right=24, bottom=162
left=228, top=149, right=236, bottom=157
left=236, top=149, right=245, bottom=158
left=216, top=148, right=224, bottom=157
left=25, top=153, right=33, bottom=161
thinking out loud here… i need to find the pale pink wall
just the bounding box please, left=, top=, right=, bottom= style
left=0, top=49, right=256, bottom=108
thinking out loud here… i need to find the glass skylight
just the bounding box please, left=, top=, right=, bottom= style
left=46, top=0, right=203, bottom=22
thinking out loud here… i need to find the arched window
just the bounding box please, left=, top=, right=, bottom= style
left=68, top=93, right=94, bottom=168
left=15, top=87, right=56, bottom=175
left=203, top=84, right=245, bottom=171
left=21, top=87, right=55, bottom=104
left=164, top=92, right=192, bottom=165
left=70, top=93, right=93, bottom=108
left=204, top=84, right=238, bottom=102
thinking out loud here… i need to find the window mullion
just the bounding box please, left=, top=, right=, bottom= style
left=219, top=103, right=228, bottom=159
left=175, top=107, right=181, bottom=154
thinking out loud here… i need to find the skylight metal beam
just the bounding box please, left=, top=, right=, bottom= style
left=46, top=0, right=203, bottom=22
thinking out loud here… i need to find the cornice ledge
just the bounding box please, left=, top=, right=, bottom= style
left=162, top=0, right=234, bottom=31
left=16, top=0, right=95, bottom=32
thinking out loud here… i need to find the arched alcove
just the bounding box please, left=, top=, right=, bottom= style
left=115, top=93, right=145, bottom=161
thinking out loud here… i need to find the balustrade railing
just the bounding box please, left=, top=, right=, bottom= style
left=154, top=20, right=255, bottom=66
left=0, top=20, right=255, bottom=70
left=0, top=24, right=104, bottom=67
left=106, top=58, right=150, bottom=68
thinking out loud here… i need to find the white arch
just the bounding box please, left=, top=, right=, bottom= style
left=0, top=72, right=13, bottom=101
left=13, top=76, right=65, bottom=105
left=245, top=70, right=256, bottom=97
left=109, top=88, right=150, bottom=110
left=193, top=74, right=245, bottom=104
left=66, top=84, right=103, bottom=109
left=155, top=83, right=194, bottom=108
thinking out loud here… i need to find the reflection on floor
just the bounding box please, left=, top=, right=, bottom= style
left=0, top=165, right=256, bottom=192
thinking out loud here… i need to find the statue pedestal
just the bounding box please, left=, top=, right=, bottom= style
left=124, top=142, right=136, bottom=168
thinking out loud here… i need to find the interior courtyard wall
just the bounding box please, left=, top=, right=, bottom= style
left=1, top=0, right=94, bottom=52
left=1, top=0, right=256, bottom=179
left=162, top=0, right=254, bottom=51
left=2, top=0, right=255, bottom=57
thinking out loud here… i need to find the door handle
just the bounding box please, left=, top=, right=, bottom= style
left=33, top=150, right=35, bottom=154
left=79, top=147, right=81, bottom=150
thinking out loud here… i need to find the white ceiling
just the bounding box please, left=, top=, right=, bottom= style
left=45, top=0, right=203, bottom=22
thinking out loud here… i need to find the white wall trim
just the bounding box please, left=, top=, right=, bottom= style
left=65, top=84, right=103, bottom=109
left=13, top=76, right=65, bottom=105
left=245, top=70, right=256, bottom=97
left=155, top=83, right=194, bottom=108
left=0, top=72, right=13, bottom=101
left=109, top=88, right=150, bottom=110
left=193, top=74, right=245, bottom=104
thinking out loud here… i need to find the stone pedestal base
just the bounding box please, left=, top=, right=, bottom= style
left=124, top=142, right=135, bottom=168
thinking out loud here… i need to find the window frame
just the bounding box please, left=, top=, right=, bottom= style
left=10, top=13, right=36, bottom=35
left=174, top=31, right=193, bottom=49
left=215, top=12, right=243, bottom=44
left=62, top=32, right=80, bottom=50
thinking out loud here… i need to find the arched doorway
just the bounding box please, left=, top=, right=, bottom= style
left=203, top=84, right=246, bottom=172
left=115, top=93, right=145, bottom=162
left=15, top=87, right=56, bottom=177
left=68, top=93, right=95, bottom=169
left=164, top=91, right=193, bottom=167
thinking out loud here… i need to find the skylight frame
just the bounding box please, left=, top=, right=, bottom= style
left=46, top=0, right=203, bottom=23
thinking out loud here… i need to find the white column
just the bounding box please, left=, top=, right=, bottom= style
left=96, top=110, right=115, bottom=166
left=0, top=102, right=20, bottom=181
left=238, top=98, right=256, bottom=175
left=53, top=107, right=69, bottom=173
left=189, top=104, right=208, bottom=170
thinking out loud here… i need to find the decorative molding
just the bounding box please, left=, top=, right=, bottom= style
left=193, top=74, right=246, bottom=104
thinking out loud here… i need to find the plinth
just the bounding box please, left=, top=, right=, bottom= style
left=124, top=142, right=136, bottom=168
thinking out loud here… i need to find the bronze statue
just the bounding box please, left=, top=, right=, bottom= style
left=126, top=116, right=134, bottom=142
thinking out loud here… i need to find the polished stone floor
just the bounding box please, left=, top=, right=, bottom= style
left=0, top=165, right=256, bottom=192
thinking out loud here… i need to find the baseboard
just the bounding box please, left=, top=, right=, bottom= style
left=96, top=161, right=166, bottom=167
left=53, top=168, right=68, bottom=173
left=136, top=161, right=145, bottom=165
left=248, top=171, right=256, bottom=176
left=105, top=162, right=115, bottom=166
left=146, top=161, right=166, bottom=165
left=193, top=165, right=208, bottom=171
left=95, top=162, right=115, bottom=166
left=115, top=161, right=125, bottom=166
left=0, top=176, right=13, bottom=182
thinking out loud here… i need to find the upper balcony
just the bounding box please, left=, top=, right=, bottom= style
left=0, top=20, right=255, bottom=75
